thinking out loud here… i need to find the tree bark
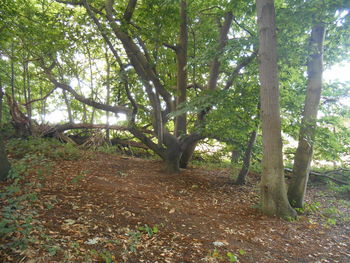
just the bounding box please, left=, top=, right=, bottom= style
left=174, top=0, right=188, bottom=137
left=0, top=77, right=3, bottom=127
left=235, top=129, right=258, bottom=185
left=86, top=46, right=96, bottom=124
left=208, top=11, right=233, bottom=90
left=11, top=42, right=15, bottom=100
left=105, top=46, right=111, bottom=142
left=288, top=24, right=325, bottom=208
left=256, top=0, right=296, bottom=218
left=179, top=141, right=196, bottom=168
left=0, top=135, right=11, bottom=181
left=62, top=89, right=74, bottom=123
left=231, top=149, right=241, bottom=164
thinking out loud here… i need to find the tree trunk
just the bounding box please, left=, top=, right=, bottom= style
left=174, top=0, right=188, bottom=137
left=231, top=149, right=241, bottom=164
left=39, top=86, right=47, bottom=122
left=235, top=129, right=258, bottom=185
left=11, top=42, right=15, bottom=100
left=179, top=141, right=197, bottom=168
left=0, top=136, right=11, bottom=181
left=0, top=77, right=3, bottom=127
left=25, top=60, right=32, bottom=133
left=105, top=47, right=111, bottom=143
left=165, top=147, right=182, bottom=173
left=256, top=0, right=296, bottom=218
left=288, top=24, right=325, bottom=208
left=62, top=89, right=74, bottom=123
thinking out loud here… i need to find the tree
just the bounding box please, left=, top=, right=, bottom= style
left=256, top=0, right=296, bottom=217
left=288, top=24, right=326, bottom=208
left=34, top=0, right=256, bottom=173
left=0, top=135, right=11, bottom=181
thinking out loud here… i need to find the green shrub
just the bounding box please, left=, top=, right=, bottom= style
left=7, top=137, right=81, bottom=161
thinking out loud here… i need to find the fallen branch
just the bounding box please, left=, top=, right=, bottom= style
left=284, top=168, right=349, bottom=185
left=111, top=138, right=148, bottom=150
left=41, top=123, right=154, bottom=136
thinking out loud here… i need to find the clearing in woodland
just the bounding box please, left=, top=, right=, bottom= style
left=1, top=147, right=349, bottom=263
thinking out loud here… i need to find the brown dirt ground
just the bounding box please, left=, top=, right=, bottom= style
left=1, top=151, right=350, bottom=263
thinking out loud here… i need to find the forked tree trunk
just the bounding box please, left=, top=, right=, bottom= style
left=0, top=136, right=11, bottom=181
left=288, top=24, right=325, bottom=208
left=256, top=0, right=296, bottom=218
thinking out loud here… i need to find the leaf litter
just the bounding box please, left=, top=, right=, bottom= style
left=0, top=151, right=349, bottom=262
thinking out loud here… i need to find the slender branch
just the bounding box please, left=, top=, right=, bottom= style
left=208, top=11, right=234, bottom=90
left=224, top=51, right=257, bottom=90
left=42, top=67, right=130, bottom=116
left=163, top=43, right=178, bottom=52
left=23, top=87, right=57, bottom=106
left=56, top=0, right=104, bottom=15
left=123, top=0, right=137, bottom=23
left=232, top=16, right=255, bottom=37
left=55, top=0, right=82, bottom=5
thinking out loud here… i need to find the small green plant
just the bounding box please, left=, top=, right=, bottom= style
left=295, top=201, right=321, bottom=214
left=97, top=145, right=117, bottom=154
left=209, top=248, right=245, bottom=262
left=91, top=249, right=115, bottom=263
left=71, top=174, right=85, bottom=184
left=126, top=230, right=141, bottom=253
left=0, top=175, right=38, bottom=251
left=238, top=248, right=246, bottom=256
left=326, top=218, right=337, bottom=226
left=138, top=224, right=159, bottom=237
left=227, top=251, right=238, bottom=262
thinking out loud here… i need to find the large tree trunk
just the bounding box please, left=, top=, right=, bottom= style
left=256, top=0, right=296, bottom=218
left=235, top=129, right=258, bottom=185
left=174, top=0, right=188, bottom=137
left=165, top=147, right=182, bottom=173
left=288, top=24, right=325, bottom=208
left=0, top=136, right=11, bottom=181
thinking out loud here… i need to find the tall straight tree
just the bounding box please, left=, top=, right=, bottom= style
left=288, top=23, right=326, bottom=208
left=256, top=0, right=296, bottom=217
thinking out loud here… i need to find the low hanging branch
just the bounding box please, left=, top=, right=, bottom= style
left=42, top=123, right=154, bottom=136
left=284, top=168, right=349, bottom=185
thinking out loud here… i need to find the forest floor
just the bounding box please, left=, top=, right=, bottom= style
left=1, top=149, right=350, bottom=263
